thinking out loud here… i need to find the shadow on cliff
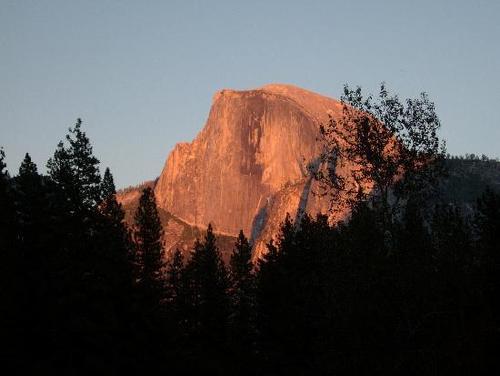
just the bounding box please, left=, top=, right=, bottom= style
left=249, top=157, right=322, bottom=256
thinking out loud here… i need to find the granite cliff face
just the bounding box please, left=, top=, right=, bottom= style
left=118, top=90, right=500, bottom=261
left=153, top=84, right=348, bottom=259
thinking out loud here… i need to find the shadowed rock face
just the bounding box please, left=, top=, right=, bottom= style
left=154, top=84, right=347, bottom=259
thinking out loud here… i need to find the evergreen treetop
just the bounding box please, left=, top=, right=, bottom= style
left=133, top=187, right=166, bottom=301
left=18, top=153, right=38, bottom=177
left=230, top=230, right=253, bottom=284
left=47, top=118, right=101, bottom=211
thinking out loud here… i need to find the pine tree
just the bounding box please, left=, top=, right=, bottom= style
left=184, top=224, right=229, bottom=372
left=44, top=121, right=125, bottom=373
left=475, top=188, right=500, bottom=342
left=0, top=149, right=17, bottom=254
left=0, top=148, right=14, bottom=251
left=186, top=224, right=229, bottom=331
left=166, top=248, right=187, bottom=335
left=18, top=152, right=38, bottom=177
left=84, top=166, right=135, bottom=372
left=0, top=148, right=21, bottom=372
left=167, top=248, right=185, bottom=304
left=65, top=118, right=101, bottom=206
left=97, top=167, right=133, bottom=295
left=15, top=154, right=44, bottom=243
left=230, top=231, right=254, bottom=304
left=47, top=118, right=101, bottom=214
left=229, top=231, right=254, bottom=331
left=101, top=167, right=116, bottom=199
left=46, top=140, right=72, bottom=197
left=99, top=167, right=132, bottom=274
left=133, top=187, right=166, bottom=308
left=12, top=154, right=50, bottom=371
left=14, top=153, right=46, bottom=267
left=100, top=167, right=127, bottom=234
left=45, top=119, right=104, bottom=285
left=228, top=230, right=255, bottom=370
left=255, top=217, right=301, bottom=374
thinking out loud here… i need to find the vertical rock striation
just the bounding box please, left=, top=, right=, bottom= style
left=154, top=84, right=349, bottom=259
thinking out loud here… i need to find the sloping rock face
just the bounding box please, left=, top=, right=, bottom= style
left=117, top=181, right=238, bottom=262
left=154, top=84, right=347, bottom=260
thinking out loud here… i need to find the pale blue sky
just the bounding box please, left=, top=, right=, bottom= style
left=1, top=0, right=499, bottom=187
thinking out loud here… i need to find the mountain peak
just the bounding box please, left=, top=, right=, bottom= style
left=212, top=83, right=342, bottom=125
left=259, top=82, right=319, bottom=95
left=153, top=84, right=353, bottom=260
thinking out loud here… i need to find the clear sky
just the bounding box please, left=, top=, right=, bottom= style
left=1, top=0, right=499, bottom=188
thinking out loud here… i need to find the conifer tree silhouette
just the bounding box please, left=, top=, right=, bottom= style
left=228, top=230, right=256, bottom=370
left=133, top=187, right=166, bottom=310
left=184, top=224, right=229, bottom=373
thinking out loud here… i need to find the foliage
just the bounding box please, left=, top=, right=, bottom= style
left=315, top=84, right=446, bottom=223
left=1, top=114, right=499, bottom=375
left=47, top=118, right=102, bottom=213
left=133, top=187, right=166, bottom=308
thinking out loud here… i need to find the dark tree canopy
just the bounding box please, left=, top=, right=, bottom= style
left=228, top=230, right=255, bottom=369
left=101, top=167, right=116, bottom=200
left=47, top=118, right=102, bottom=213
left=182, top=224, right=229, bottom=372
left=1, top=99, right=499, bottom=375
left=99, top=167, right=127, bottom=233
left=315, top=84, right=446, bottom=222
left=229, top=230, right=253, bottom=287
left=133, top=187, right=166, bottom=306
left=18, top=153, right=38, bottom=177
left=167, top=248, right=185, bottom=305
left=185, top=224, right=228, bottom=328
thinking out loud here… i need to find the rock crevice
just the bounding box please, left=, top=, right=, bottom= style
left=154, top=84, right=347, bottom=259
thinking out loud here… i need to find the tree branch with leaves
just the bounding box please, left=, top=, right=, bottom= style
left=314, top=83, right=446, bottom=224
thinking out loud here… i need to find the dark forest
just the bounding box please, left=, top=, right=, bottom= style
left=1, top=88, right=499, bottom=375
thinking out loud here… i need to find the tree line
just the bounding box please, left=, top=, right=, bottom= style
left=1, top=85, right=499, bottom=374
left=0, top=119, right=257, bottom=374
